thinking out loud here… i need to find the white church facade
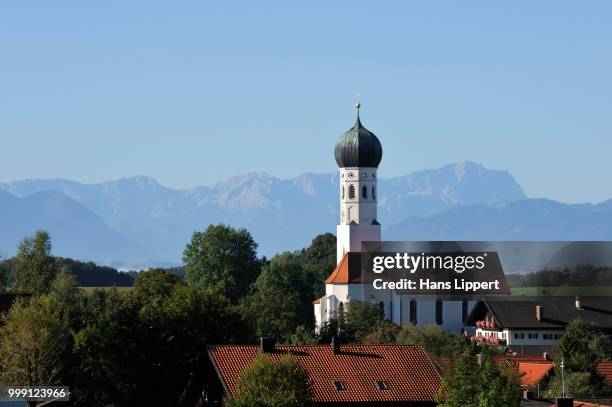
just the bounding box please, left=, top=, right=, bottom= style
left=313, top=104, right=475, bottom=332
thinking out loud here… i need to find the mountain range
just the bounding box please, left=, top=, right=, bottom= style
left=1, top=161, right=609, bottom=268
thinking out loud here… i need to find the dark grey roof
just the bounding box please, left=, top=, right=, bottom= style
left=506, top=345, right=554, bottom=356
left=334, top=114, right=383, bottom=168
left=467, top=296, right=612, bottom=330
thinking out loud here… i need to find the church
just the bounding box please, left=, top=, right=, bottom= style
left=313, top=104, right=475, bottom=332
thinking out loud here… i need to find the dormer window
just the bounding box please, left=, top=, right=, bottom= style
left=334, top=381, right=347, bottom=391
left=376, top=381, right=389, bottom=390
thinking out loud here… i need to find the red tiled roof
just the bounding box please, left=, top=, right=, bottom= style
left=596, top=361, right=612, bottom=385
left=518, top=362, right=554, bottom=389
left=572, top=401, right=612, bottom=407
left=324, top=253, right=362, bottom=284
left=208, top=344, right=441, bottom=404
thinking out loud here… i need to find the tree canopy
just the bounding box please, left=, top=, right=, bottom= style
left=183, top=224, right=260, bottom=303
left=227, top=355, right=313, bottom=407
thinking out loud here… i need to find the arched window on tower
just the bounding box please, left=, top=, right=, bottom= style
left=462, top=300, right=469, bottom=324
left=409, top=300, right=417, bottom=325
left=348, top=185, right=355, bottom=199
left=435, top=300, right=443, bottom=325
left=372, top=186, right=376, bottom=200
left=362, top=186, right=368, bottom=199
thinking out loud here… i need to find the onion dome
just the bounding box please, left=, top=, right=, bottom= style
left=334, top=103, right=383, bottom=168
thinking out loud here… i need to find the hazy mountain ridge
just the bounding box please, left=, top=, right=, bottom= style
left=0, top=189, right=151, bottom=264
left=386, top=198, right=612, bottom=241
left=1, top=161, right=533, bottom=265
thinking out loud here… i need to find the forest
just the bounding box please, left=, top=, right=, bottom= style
left=0, top=227, right=610, bottom=406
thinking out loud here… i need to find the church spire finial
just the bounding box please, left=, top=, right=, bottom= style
left=355, top=91, right=361, bottom=123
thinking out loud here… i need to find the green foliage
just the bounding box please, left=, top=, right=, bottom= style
left=48, top=268, right=85, bottom=325
left=300, top=233, right=336, bottom=298
left=396, top=324, right=467, bottom=369
left=55, top=257, right=134, bottom=286
left=341, top=300, right=381, bottom=342
left=183, top=224, right=260, bottom=303
left=317, top=300, right=382, bottom=343
left=287, top=325, right=317, bottom=345
left=437, top=347, right=521, bottom=407
left=12, top=230, right=58, bottom=294
left=555, top=318, right=612, bottom=372
left=547, top=318, right=612, bottom=398
left=547, top=371, right=597, bottom=398
left=0, top=295, right=70, bottom=386
left=240, top=253, right=314, bottom=341
left=0, top=260, right=8, bottom=292
left=362, top=319, right=401, bottom=344
left=227, top=355, right=313, bottom=407
left=72, top=287, right=145, bottom=406
left=133, top=267, right=180, bottom=303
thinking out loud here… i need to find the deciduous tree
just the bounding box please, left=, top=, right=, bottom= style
left=227, top=355, right=313, bottom=407
left=12, top=230, right=58, bottom=294
left=183, top=224, right=260, bottom=303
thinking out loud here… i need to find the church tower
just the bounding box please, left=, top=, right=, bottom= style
left=334, top=103, right=383, bottom=262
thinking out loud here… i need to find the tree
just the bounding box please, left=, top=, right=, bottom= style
left=547, top=371, right=597, bottom=399
left=548, top=318, right=612, bottom=398
left=48, top=268, right=84, bottom=326
left=71, top=288, right=145, bottom=406
left=227, top=355, right=313, bottom=407
left=136, top=285, right=244, bottom=404
left=316, top=300, right=381, bottom=343
left=362, top=319, right=401, bottom=344
left=241, top=253, right=314, bottom=341
left=183, top=224, right=260, bottom=303
left=301, top=233, right=336, bottom=298
left=12, top=230, right=58, bottom=294
left=0, top=296, right=70, bottom=387
left=396, top=324, right=467, bottom=370
left=477, top=354, right=521, bottom=407
left=437, top=347, right=521, bottom=407
left=287, top=325, right=317, bottom=345
left=341, top=300, right=381, bottom=342
left=133, top=267, right=180, bottom=303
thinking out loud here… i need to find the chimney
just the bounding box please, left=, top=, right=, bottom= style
left=260, top=337, right=275, bottom=353
left=331, top=336, right=341, bottom=354
left=536, top=305, right=543, bottom=321
left=575, top=295, right=582, bottom=310
left=556, top=397, right=573, bottom=407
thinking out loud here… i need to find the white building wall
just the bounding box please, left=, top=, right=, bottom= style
left=318, top=286, right=476, bottom=332
left=475, top=328, right=564, bottom=346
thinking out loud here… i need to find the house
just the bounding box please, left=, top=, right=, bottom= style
left=495, top=354, right=554, bottom=399
left=467, top=296, right=612, bottom=354
left=201, top=339, right=441, bottom=406
left=314, top=104, right=475, bottom=332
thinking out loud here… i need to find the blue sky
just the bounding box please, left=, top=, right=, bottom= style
left=1, top=1, right=611, bottom=203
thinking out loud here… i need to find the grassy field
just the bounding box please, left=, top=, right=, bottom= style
left=511, top=286, right=612, bottom=296
left=80, top=286, right=133, bottom=293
